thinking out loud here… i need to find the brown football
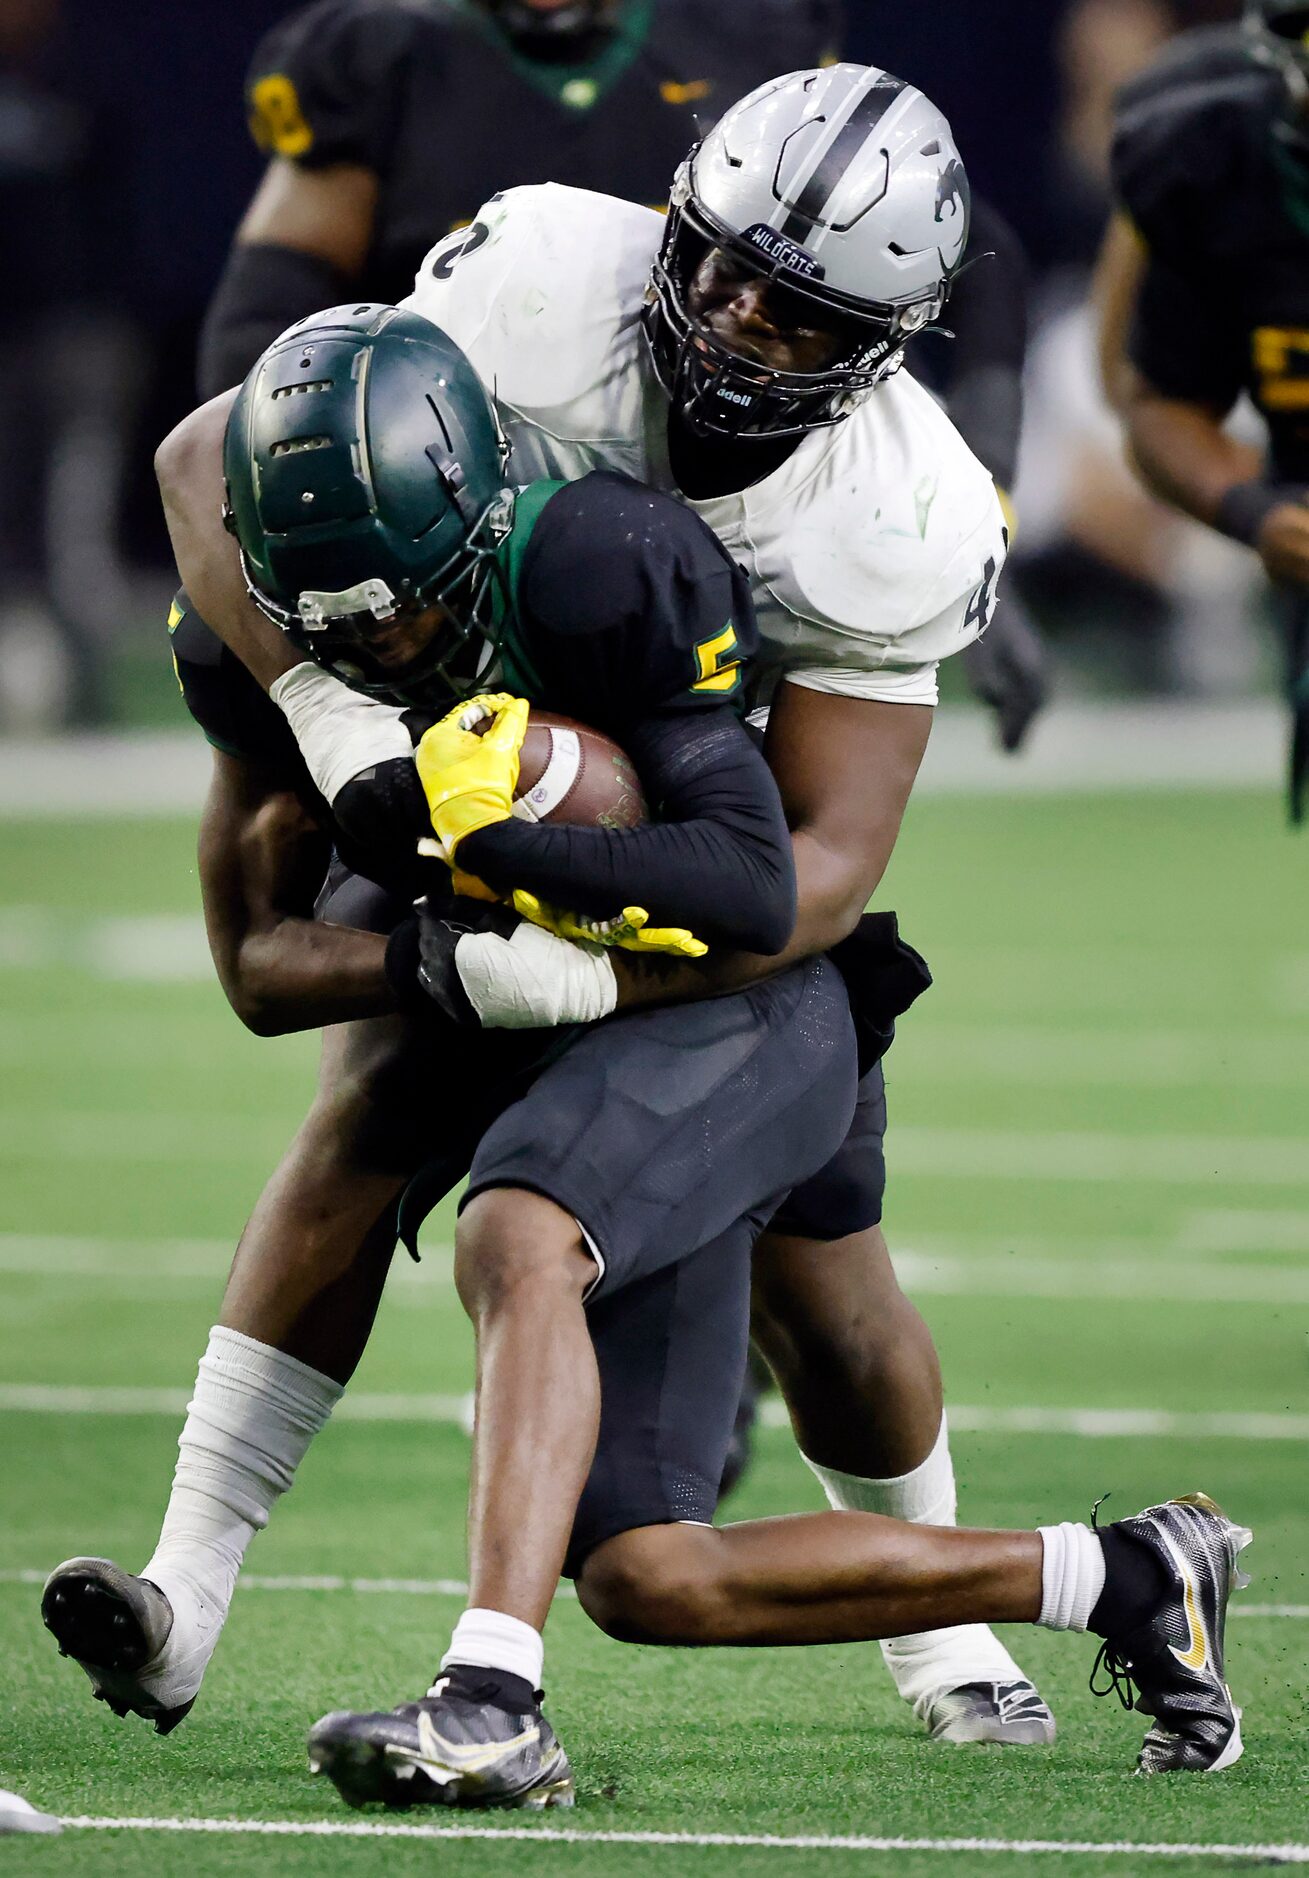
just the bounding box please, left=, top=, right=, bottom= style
left=512, top=710, right=648, bottom=830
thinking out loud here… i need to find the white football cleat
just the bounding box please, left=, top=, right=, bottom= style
left=882, top=1625, right=1056, bottom=1745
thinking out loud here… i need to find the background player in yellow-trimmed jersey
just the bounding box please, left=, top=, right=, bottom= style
left=1097, top=0, right=1309, bottom=820
left=157, top=64, right=1053, bottom=1746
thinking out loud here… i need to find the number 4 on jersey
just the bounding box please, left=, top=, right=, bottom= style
left=964, top=557, right=999, bottom=637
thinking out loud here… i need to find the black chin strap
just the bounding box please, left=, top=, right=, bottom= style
left=481, top=0, right=611, bottom=51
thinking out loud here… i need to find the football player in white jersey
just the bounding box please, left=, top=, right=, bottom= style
left=404, top=85, right=1003, bottom=716
left=154, top=67, right=1045, bottom=1748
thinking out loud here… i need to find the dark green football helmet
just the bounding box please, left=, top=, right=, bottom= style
left=223, top=303, right=514, bottom=706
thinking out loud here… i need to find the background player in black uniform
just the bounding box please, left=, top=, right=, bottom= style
left=198, top=0, right=841, bottom=397
left=1099, top=1, right=1309, bottom=818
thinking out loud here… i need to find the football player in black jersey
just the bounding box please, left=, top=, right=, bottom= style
left=42, top=301, right=861, bottom=1760
left=1099, top=0, right=1309, bottom=819
left=48, top=311, right=1245, bottom=1798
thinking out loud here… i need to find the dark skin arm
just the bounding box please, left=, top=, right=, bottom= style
left=156, top=393, right=300, bottom=691
left=1094, top=211, right=1309, bottom=585
left=199, top=746, right=399, bottom=1035
left=198, top=159, right=381, bottom=396
left=234, top=157, right=379, bottom=275
left=611, top=682, right=932, bottom=1010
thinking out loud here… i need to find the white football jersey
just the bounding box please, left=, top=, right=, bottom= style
left=403, top=184, right=1006, bottom=708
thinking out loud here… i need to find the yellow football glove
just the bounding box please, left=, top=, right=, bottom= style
left=414, top=692, right=529, bottom=859
left=513, top=890, right=708, bottom=959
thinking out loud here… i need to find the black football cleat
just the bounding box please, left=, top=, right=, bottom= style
left=1092, top=1493, right=1252, bottom=1773
left=923, top=1679, right=1057, bottom=1746
left=308, top=1669, right=575, bottom=1811
left=41, top=1557, right=194, bottom=1736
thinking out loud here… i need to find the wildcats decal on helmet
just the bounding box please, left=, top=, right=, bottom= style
left=739, top=225, right=825, bottom=279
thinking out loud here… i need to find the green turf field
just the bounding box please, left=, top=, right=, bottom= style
left=0, top=786, right=1305, bottom=1876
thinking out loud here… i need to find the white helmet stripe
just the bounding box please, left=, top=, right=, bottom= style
left=776, top=70, right=913, bottom=243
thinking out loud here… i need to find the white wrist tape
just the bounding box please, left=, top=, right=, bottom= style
left=269, top=662, right=412, bottom=805
left=455, top=921, right=618, bottom=1029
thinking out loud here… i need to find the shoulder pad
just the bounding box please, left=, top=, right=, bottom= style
left=245, top=0, right=436, bottom=166
left=771, top=377, right=1003, bottom=640
left=406, top=185, right=661, bottom=417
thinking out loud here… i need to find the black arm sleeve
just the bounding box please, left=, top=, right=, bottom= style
left=458, top=708, right=797, bottom=955
left=1130, top=252, right=1247, bottom=410
left=170, top=590, right=303, bottom=767
left=198, top=243, right=351, bottom=398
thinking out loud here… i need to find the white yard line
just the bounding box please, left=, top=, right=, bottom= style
left=0, top=1110, right=290, bottom=1163
left=1, top=1384, right=1306, bottom=1441
left=2, top=1121, right=1307, bottom=1180
left=0, top=1569, right=1299, bottom=1619
left=891, top=1128, right=1309, bottom=1188
left=0, top=1233, right=452, bottom=1282
left=901, top=1027, right=1309, bottom=1088
left=0, top=704, right=1286, bottom=819
left=50, top=1816, right=1309, bottom=1859
left=1179, top=1208, right=1309, bottom=1254
left=0, top=1384, right=469, bottom=1419
left=892, top=1252, right=1308, bottom=1305
left=0, top=1232, right=1301, bottom=1303
left=0, top=908, right=214, bottom=981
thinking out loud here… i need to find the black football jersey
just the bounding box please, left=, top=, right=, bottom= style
left=245, top=0, right=841, bottom=305
left=172, top=471, right=754, bottom=770
left=496, top=473, right=755, bottom=731
left=1112, top=24, right=1309, bottom=480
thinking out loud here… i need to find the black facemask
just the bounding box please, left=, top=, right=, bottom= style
left=481, top=0, right=613, bottom=55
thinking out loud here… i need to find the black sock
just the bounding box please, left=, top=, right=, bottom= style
left=437, top=1662, right=540, bottom=1710
left=1088, top=1525, right=1172, bottom=1639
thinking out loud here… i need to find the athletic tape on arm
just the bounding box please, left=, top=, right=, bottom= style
left=269, top=662, right=413, bottom=804
left=455, top=922, right=617, bottom=1028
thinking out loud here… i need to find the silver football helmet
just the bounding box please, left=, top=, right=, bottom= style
left=645, top=64, right=972, bottom=439
left=1245, top=0, right=1309, bottom=97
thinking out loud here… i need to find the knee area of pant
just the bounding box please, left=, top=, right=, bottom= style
left=454, top=1189, right=592, bottom=1314
left=576, top=1526, right=730, bottom=1645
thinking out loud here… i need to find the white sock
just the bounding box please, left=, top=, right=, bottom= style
left=804, top=1416, right=1030, bottom=1709
left=1036, top=1522, right=1105, bottom=1632
left=440, top=1608, right=544, bottom=1692
left=138, top=1327, right=342, bottom=1705
left=805, top=1416, right=958, bottom=1525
